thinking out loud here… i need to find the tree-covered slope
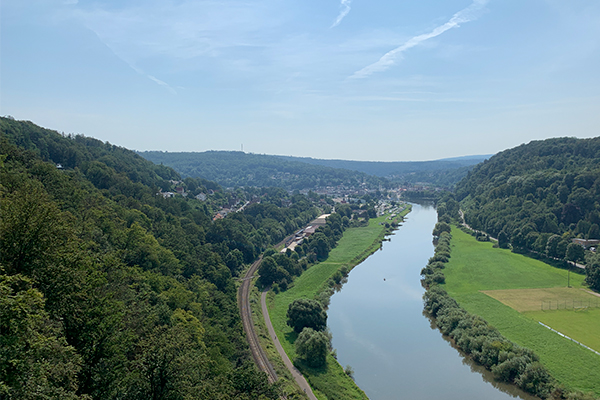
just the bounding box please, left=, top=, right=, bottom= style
left=0, top=117, right=322, bottom=399
left=139, top=151, right=488, bottom=189
left=139, top=150, right=388, bottom=190
left=455, top=137, right=600, bottom=287
left=275, top=154, right=489, bottom=179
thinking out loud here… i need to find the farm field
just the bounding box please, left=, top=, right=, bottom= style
left=444, top=227, right=600, bottom=395
left=482, top=287, right=600, bottom=312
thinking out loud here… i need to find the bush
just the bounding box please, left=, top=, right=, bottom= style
left=515, top=362, right=553, bottom=398
left=493, top=356, right=528, bottom=383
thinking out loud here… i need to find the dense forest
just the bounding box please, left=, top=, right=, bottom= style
left=0, top=118, right=328, bottom=399
left=454, top=137, right=600, bottom=290
left=139, top=151, right=486, bottom=190
left=139, top=151, right=388, bottom=190
left=274, top=154, right=487, bottom=177
left=275, top=154, right=488, bottom=187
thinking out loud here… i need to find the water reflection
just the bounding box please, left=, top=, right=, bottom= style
left=327, top=203, right=536, bottom=400
left=424, top=311, right=537, bottom=400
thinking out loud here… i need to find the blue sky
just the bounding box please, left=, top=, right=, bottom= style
left=1, top=0, right=599, bottom=161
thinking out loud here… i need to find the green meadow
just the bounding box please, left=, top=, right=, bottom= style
left=265, top=207, right=410, bottom=400
left=444, top=227, right=600, bottom=395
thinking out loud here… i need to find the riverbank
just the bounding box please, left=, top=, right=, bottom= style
left=443, top=226, right=600, bottom=396
left=263, top=207, right=411, bottom=400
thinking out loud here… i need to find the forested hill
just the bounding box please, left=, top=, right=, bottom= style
left=275, top=154, right=489, bottom=180
left=455, top=137, right=600, bottom=277
left=140, top=150, right=388, bottom=190
left=0, top=117, right=323, bottom=399
left=139, top=151, right=489, bottom=189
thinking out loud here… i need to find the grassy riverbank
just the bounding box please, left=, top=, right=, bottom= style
left=264, top=206, right=411, bottom=400
left=444, top=227, right=600, bottom=395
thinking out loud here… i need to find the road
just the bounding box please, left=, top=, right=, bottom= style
left=261, top=290, right=318, bottom=400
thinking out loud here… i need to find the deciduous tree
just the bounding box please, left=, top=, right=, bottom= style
left=286, top=298, right=327, bottom=333
left=295, top=328, right=328, bottom=368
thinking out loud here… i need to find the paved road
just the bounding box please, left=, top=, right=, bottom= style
left=261, top=290, right=318, bottom=400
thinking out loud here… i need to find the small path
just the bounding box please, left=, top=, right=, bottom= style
left=584, top=289, right=600, bottom=298
left=261, top=290, right=318, bottom=400
left=459, top=210, right=497, bottom=241
left=459, top=210, right=588, bottom=269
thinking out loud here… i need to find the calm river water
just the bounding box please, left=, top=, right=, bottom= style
left=327, top=203, right=536, bottom=400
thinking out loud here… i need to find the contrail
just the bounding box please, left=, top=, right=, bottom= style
left=148, top=75, right=177, bottom=95
left=331, top=0, right=351, bottom=28
left=351, top=0, right=488, bottom=78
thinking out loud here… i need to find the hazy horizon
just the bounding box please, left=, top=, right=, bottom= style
left=137, top=147, right=493, bottom=163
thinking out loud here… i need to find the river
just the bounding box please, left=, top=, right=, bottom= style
left=327, top=203, right=536, bottom=400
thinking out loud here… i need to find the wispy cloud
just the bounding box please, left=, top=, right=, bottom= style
left=331, top=0, right=352, bottom=28
left=70, top=0, right=282, bottom=91
left=351, top=0, right=489, bottom=78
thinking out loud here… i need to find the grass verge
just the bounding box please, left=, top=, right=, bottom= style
left=265, top=207, right=411, bottom=400
left=444, top=226, right=600, bottom=395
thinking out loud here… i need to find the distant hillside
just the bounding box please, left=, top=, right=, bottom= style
left=455, top=136, right=600, bottom=280
left=139, top=151, right=489, bottom=189
left=139, top=150, right=388, bottom=190
left=274, top=154, right=490, bottom=178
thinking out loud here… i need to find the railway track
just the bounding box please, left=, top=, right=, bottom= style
left=238, top=255, right=278, bottom=383
left=239, top=217, right=327, bottom=397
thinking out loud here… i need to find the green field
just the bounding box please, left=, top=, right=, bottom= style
left=266, top=208, right=410, bottom=400
left=526, top=308, right=600, bottom=353
left=444, top=227, right=600, bottom=395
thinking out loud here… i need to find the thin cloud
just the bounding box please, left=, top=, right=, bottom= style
left=331, top=0, right=351, bottom=28
left=351, top=0, right=489, bottom=78
left=147, top=75, right=177, bottom=94
left=94, top=35, right=178, bottom=94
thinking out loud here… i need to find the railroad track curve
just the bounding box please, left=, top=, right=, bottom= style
left=238, top=255, right=278, bottom=383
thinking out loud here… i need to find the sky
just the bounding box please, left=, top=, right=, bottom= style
left=1, top=0, right=600, bottom=161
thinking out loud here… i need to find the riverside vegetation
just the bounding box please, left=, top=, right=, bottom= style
left=260, top=206, right=410, bottom=400
left=421, top=202, right=599, bottom=400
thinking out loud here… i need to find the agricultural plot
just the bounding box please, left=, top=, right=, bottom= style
left=482, top=287, right=600, bottom=312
